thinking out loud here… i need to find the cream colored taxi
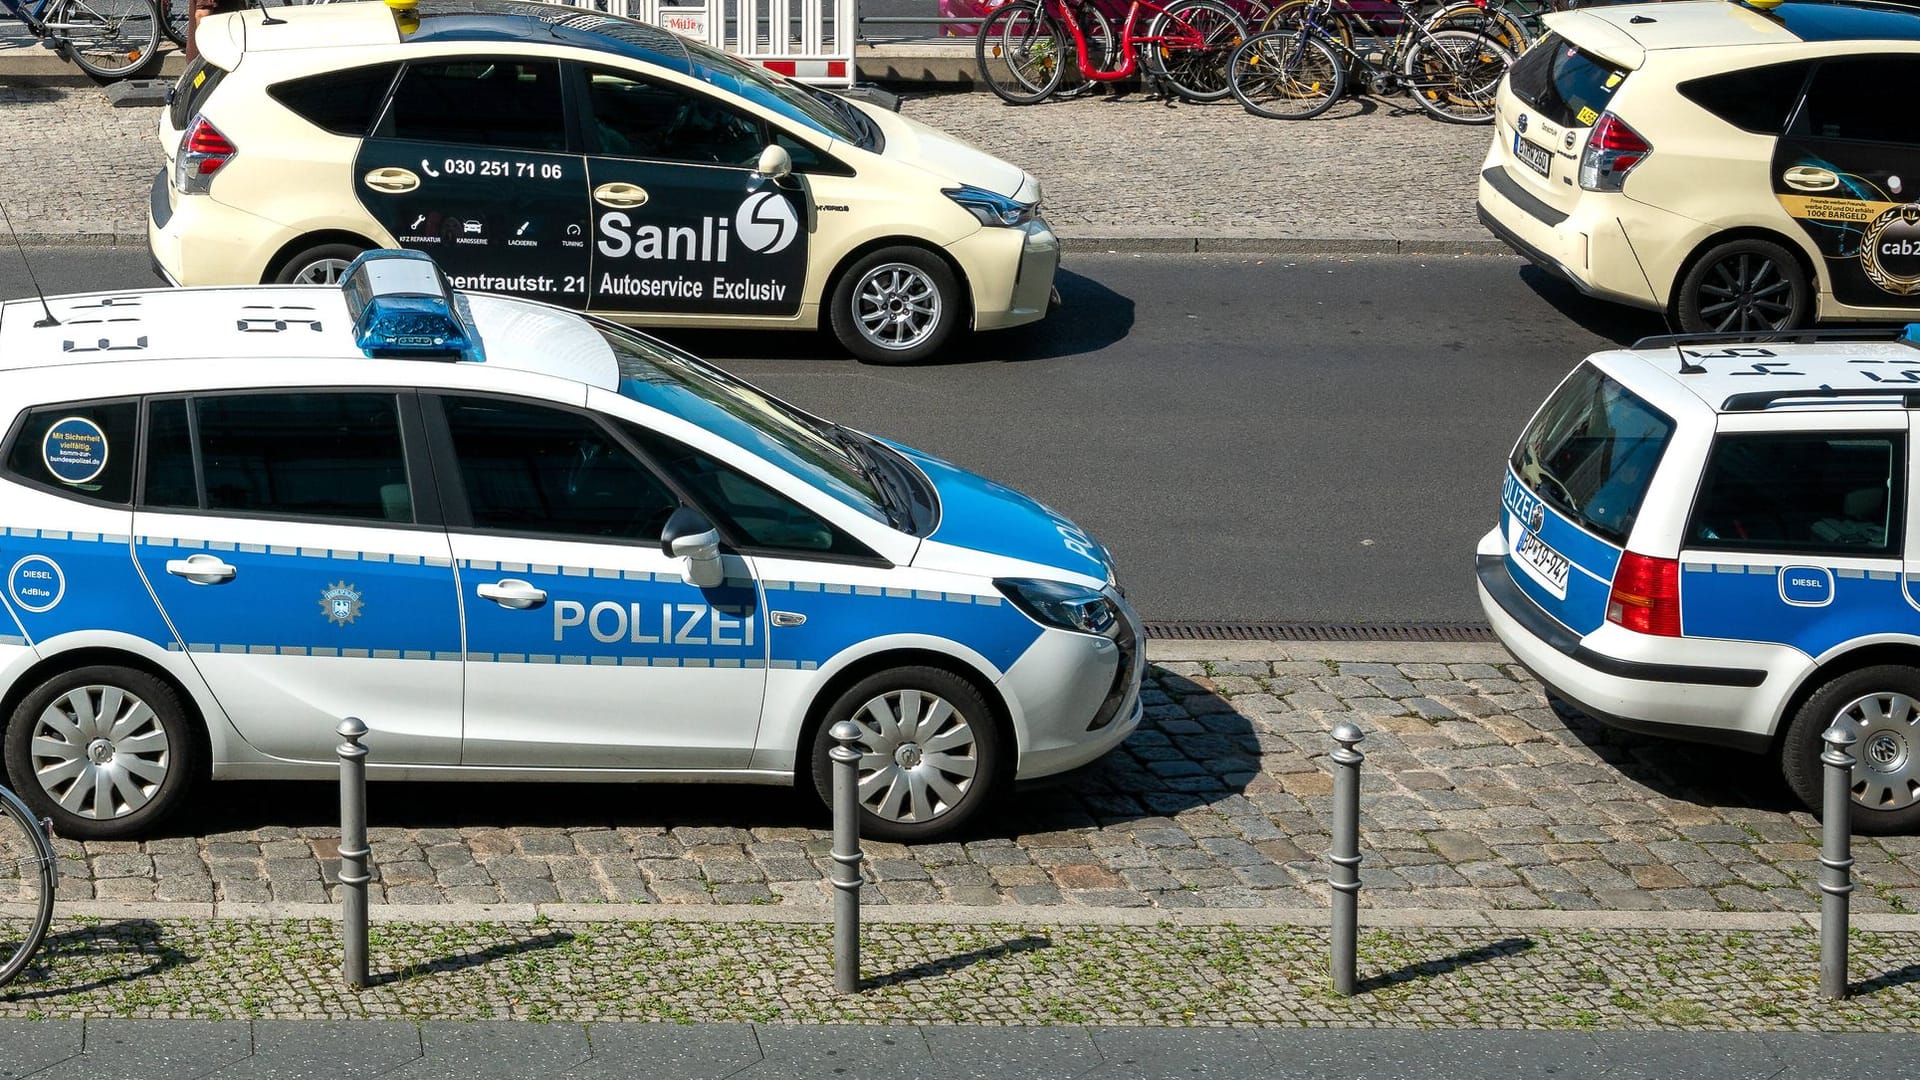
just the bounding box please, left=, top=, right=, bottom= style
left=148, top=0, right=1059, bottom=363
left=1477, top=0, right=1920, bottom=333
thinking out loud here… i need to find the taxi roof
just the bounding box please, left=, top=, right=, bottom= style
left=0, top=287, right=619, bottom=389
left=1545, top=0, right=1920, bottom=65
left=1600, top=334, right=1920, bottom=414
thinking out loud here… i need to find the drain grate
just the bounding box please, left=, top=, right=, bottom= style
left=1142, top=621, right=1497, bottom=643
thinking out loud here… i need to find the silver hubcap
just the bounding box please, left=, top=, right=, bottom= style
left=291, top=258, right=354, bottom=285
left=1833, top=691, right=1920, bottom=810
left=853, top=263, right=942, bottom=352
left=30, top=685, right=170, bottom=821
left=845, top=689, right=977, bottom=823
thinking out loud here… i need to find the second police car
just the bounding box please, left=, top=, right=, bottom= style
left=148, top=0, right=1060, bottom=364
left=0, top=251, right=1142, bottom=840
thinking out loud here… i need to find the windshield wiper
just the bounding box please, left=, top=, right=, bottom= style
left=829, top=425, right=908, bottom=529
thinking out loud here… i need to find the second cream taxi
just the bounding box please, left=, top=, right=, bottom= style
left=148, top=0, right=1059, bottom=363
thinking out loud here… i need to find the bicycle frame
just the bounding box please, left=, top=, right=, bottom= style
left=1049, top=0, right=1217, bottom=80
left=0, top=0, right=61, bottom=36
left=1294, top=0, right=1485, bottom=90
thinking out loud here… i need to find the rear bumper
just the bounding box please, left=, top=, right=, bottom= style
left=1476, top=164, right=1682, bottom=313
left=148, top=172, right=300, bottom=287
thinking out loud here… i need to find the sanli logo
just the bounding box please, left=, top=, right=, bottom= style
left=735, top=191, right=798, bottom=255
left=1863, top=203, right=1920, bottom=297
left=319, top=582, right=364, bottom=627
left=596, top=193, right=798, bottom=263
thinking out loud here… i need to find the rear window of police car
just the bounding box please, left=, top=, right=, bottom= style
left=1510, top=363, right=1673, bottom=546
left=1508, top=33, right=1629, bottom=129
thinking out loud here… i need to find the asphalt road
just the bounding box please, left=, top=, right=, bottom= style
left=0, top=246, right=1664, bottom=623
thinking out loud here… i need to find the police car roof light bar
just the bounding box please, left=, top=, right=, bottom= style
left=1722, top=388, right=1920, bottom=412
left=341, top=249, right=479, bottom=361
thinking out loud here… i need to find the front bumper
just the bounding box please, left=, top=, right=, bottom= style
left=1002, top=591, right=1145, bottom=779
left=951, top=217, right=1061, bottom=333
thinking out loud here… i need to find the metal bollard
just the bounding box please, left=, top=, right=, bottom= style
left=1328, top=722, right=1365, bottom=997
left=829, top=720, right=865, bottom=994
left=1820, top=721, right=1857, bottom=1000
left=337, top=717, right=371, bottom=990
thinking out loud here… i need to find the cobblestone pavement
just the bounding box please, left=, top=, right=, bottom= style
left=0, top=85, right=1486, bottom=241
left=33, top=643, right=1920, bottom=916
left=6, top=915, right=1920, bottom=1027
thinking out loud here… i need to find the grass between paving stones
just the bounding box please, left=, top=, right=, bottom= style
left=4, top=919, right=1920, bottom=1028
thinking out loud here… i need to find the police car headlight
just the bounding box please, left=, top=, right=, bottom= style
left=996, top=578, right=1119, bottom=637
left=945, top=186, right=1036, bottom=228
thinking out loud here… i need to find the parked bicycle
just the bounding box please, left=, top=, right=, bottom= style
left=976, top=0, right=1248, bottom=104
left=0, top=784, right=55, bottom=990
left=1227, top=0, right=1511, bottom=122
left=1, top=0, right=161, bottom=82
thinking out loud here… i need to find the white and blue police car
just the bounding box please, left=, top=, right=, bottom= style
left=0, top=251, right=1141, bottom=840
left=1480, top=326, right=1920, bottom=832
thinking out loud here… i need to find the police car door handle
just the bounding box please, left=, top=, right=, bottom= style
left=593, top=182, right=651, bottom=209
left=364, top=167, right=422, bottom=194
left=477, top=579, right=547, bottom=610
left=164, top=553, right=236, bottom=585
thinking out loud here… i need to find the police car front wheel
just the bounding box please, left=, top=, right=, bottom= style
left=809, top=667, right=1004, bottom=842
left=1784, top=665, right=1920, bottom=835
left=829, top=248, right=961, bottom=365
left=3, top=666, right=200, bottom=840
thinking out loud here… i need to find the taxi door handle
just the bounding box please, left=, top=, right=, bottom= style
left=593, top=182, right=651, bottom=209
left=1783, top=166, right=1839, bottom=193
left=477, top=579, right=546, bottom=610
left=364, top=167, right=421, bottom=194
left=164, top=553, right=236, bottom=586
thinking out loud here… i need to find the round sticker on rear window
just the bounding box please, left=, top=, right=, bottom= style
left=41, top=416, right=108, bottom=486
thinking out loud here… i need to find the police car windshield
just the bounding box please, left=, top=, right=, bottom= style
left=595, top=320, right=891, bottom=524
left=680, top=39, right=868, bottom=147
left=1510, top=363, right=1674, bottom=546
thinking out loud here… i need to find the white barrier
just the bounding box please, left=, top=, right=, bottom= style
left=577, top=0, right=856, bottom=85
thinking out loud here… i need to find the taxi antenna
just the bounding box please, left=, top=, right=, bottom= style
left=254, top=0, right=286, bottom=25
left=0, top=201, right=59, bottom=328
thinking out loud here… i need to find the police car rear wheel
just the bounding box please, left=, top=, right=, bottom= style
left=3, top=666, right=198, bottom=840
left=830, top=248, right=959, bottom=365
left=1675, top=238, right=1810, bottom=334
left=810, top=667, right=1004, bottom=842
left=274, top=243, right=366, bottom=286
left=1784, top=665, right=1920, bottom=835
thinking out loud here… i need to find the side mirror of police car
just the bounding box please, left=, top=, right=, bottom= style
left=752, top=144, right=793, bottom=184
left=662, top=507, right=725, bottom=589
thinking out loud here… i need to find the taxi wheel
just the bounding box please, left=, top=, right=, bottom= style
left=3, top=666, right=199, bottom=840
left=274, top=243, right=366, bottom=286
left=808, top=667, right=1005, bottom=842
left=1675, top=238, right=1810, bottom=334
left=1783, top=665, right=1920, bottom=835
left=829, top=248, right=960, bottom=365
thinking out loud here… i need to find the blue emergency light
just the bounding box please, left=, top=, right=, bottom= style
left=1905, top=323, right=1920, bottom=347
left=341, top=249, right=480, bottom=360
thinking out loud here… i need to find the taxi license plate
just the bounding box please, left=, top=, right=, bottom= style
left=1513, top=133, right=1552, bottom=178
left=1513, top=529, right=1570, bottom=599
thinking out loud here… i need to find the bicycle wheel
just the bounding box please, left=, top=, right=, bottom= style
left=976, top=1, right=1068, bottom=105
left=1144, top=0, right=1247, bottom=102
left=1424, top=1, right=1527, bottom=53
left=1257, top=0, right=1354, bottom=51
left=1056, top=3, right=1115, bottom=98
left=160, top=0, right=186, bottom=47
left=51, top=0, right=162, bottom=83
left=0, top=786, right=54, bottom=989
left=1229, top=28, right=1344, bottom=118
left=1404, top=27, right=1510, bottom=123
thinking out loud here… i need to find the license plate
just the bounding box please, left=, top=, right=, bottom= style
left=1513, top=133, right=1552, bottom=178
left=1513, top=528, right=1570, bottom=599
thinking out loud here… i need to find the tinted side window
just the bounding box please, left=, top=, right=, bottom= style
left=384, top=60, right=565, bottom=150
left=582, top=67, right=765, bottom=166
left=622, top=423, right=876, bottom=558
left=143, top=397, right=197, bottom=509
left=1687, top=433, right=1905, bottom=556
left=4, top=401, right=137, bottom=504
left=442, top=397, right=679, bottom=541
left=1799, top=57, right=1920, bottom=143
left=1678, top=61, right=1811, bottom=135
left=194, top=394, right=413, bottom=523
left=270, top=64, right=400, bottom=137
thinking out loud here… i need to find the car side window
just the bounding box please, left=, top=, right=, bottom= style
left=3, top=400, right=137, bottom=505
left=1798, top=57, right=1920, bottom=144
left=620, top=422, right=877, bottom=559
left=1686, top=432, right=1905, bottom=557
left=441, top=397, right=679, bottom=541
left=1677, top=61, right=1811, bottom=136
left=269, top=63, right=401, bottom=137
left=145, top=393, right=415, bottom=524
left=383, top=59, right=567, bottom=151
left=581, top=67, right=765, bottom=167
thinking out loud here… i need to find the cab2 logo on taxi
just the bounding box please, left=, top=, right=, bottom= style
left=593, top=192, right=800, bottom=303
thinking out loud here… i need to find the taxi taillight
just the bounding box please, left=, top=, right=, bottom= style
left=1606, top=551, right=1680, bottom=637
left=176, top=116, right=235, bottom=194
left=1578, top=112, right=1650, bottom=193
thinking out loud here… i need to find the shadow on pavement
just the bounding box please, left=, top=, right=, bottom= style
left=1514, top=265, right=1668, bottom=347
left=0, top=919, right=192, bottom=1003
left=375, top=930, right=575, bottom=988
left=1548, top=696, right=1803, bottom=817
left=1355, top=936, right=1535, bottom=994
left=1852, top=962, right=1920, bottom=998
left=863, top=933, right=1052, bottom=990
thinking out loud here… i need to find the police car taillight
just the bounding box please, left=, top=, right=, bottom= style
left=340, top=249, right=479, bottom=361
left=1606, top=551, right=1680, bottom=637
left=175, top=116, right=235, bottom=195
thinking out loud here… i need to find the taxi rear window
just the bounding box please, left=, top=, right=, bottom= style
left=168, top=57, right=226, bottom=130
left=1507, top=33, right=1628, bottom=129
left=1510, top=363, right=1672, bottom=546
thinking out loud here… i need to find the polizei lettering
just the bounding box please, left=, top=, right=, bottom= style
left=553, top=600, right=754, bottom=647
left=597, top=212, right=732, bottom=262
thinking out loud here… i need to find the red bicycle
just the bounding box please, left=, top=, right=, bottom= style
left=976, top=0, right=1248, bottom=104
